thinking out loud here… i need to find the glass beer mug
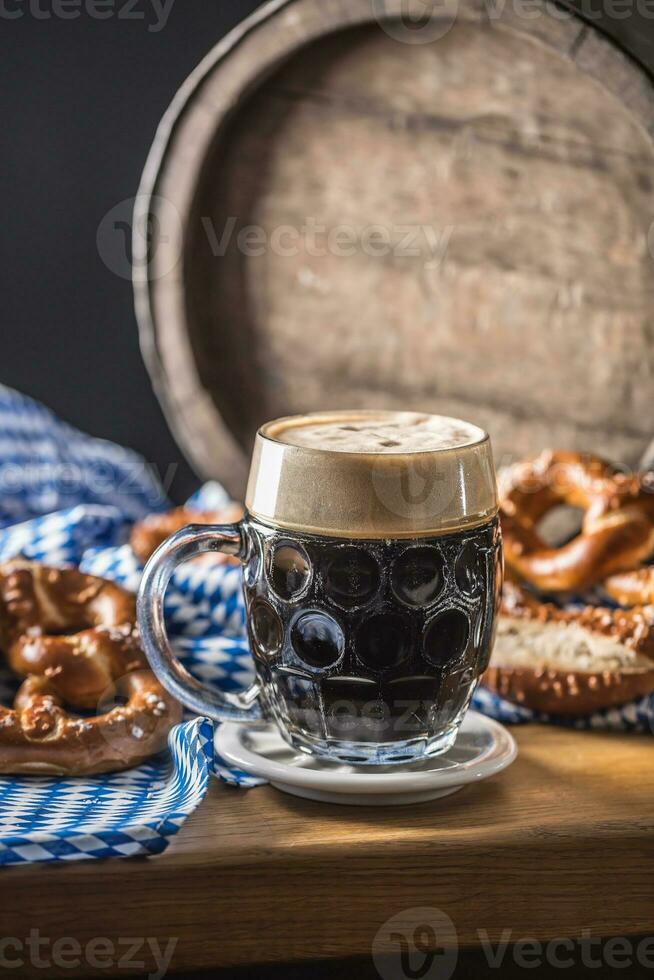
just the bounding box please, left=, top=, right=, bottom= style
left=138, top=411, right=501, bottom=764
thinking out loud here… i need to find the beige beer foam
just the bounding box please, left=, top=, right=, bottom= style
left=271, top=413, right=480, bottom=454
left=246, top=411, right=498, bottom=539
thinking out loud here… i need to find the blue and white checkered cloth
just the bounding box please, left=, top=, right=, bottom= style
left=0, top=384, right=651, bottom=866
left=0, top=386, right=261, bottom=867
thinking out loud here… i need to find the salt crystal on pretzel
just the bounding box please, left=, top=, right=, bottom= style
left=0, top=561, right=182, bottom=775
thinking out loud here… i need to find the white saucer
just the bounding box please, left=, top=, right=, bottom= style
left=214, top=711, right=517, bottom=806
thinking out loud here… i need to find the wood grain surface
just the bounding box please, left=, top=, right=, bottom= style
left=2, top=724, right=653, bottom=977
left=138, top=0, right=654, bottom=498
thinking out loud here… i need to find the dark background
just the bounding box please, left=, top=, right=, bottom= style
left=1, top=0, right=263, bottom=501
left=1, top=0, right=652, bottom=504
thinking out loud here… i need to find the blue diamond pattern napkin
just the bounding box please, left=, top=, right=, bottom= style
left=0, top=384, right=651, bottom=866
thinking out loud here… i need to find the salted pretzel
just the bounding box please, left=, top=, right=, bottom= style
left=0, top=671, right=181, bottom=775
left=0, top=561, right=182, bottom=775
left=0, top=560, right=142, bottom=707
left=500, top=451, right=654, bottom=593
left=485, top=581, right=654, bottom=713
left=131, top=503, right=244, bottom=566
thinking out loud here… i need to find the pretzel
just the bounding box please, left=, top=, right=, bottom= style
left=0, top=561, right=182, bottom=775
left=0, top=671, right=181, bottom=775
left=500, top=451, right=654, bottom=593
left=0, top=561, right=142, bottom=708
left=484, top=581, right=654, bottom=713
left=131, top=503, right=244, bottom=566
left=603, top=567, right=654, bottom=607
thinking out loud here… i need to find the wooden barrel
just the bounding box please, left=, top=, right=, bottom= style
left=134, top=0, right=654, bottom=497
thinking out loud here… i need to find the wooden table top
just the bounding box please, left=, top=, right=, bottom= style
left=2, top=724, right=653, bottom=978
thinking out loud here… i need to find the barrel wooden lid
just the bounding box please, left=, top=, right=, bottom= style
left=135, top=0, right=654, bottom=497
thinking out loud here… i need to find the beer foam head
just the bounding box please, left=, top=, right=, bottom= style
left=247, top=411, right=498, bottom=538
left=268, top=413, right=484, bottom=455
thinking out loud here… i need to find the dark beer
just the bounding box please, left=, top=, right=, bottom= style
left=243, top=516, right=501, bottom=763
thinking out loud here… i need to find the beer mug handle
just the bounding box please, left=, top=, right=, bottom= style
left=137, top=522, right=261, bottom=721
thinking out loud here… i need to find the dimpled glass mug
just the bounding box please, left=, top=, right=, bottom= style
left=137, top=411, right=502, bottom=765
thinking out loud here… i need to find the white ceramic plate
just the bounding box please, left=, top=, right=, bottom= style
left=215, top=711, right=517, bottom=806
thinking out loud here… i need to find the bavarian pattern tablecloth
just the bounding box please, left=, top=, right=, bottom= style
left=0, top=386, right=260, bottom=867
left=0, top=385, right=651, bottom=866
